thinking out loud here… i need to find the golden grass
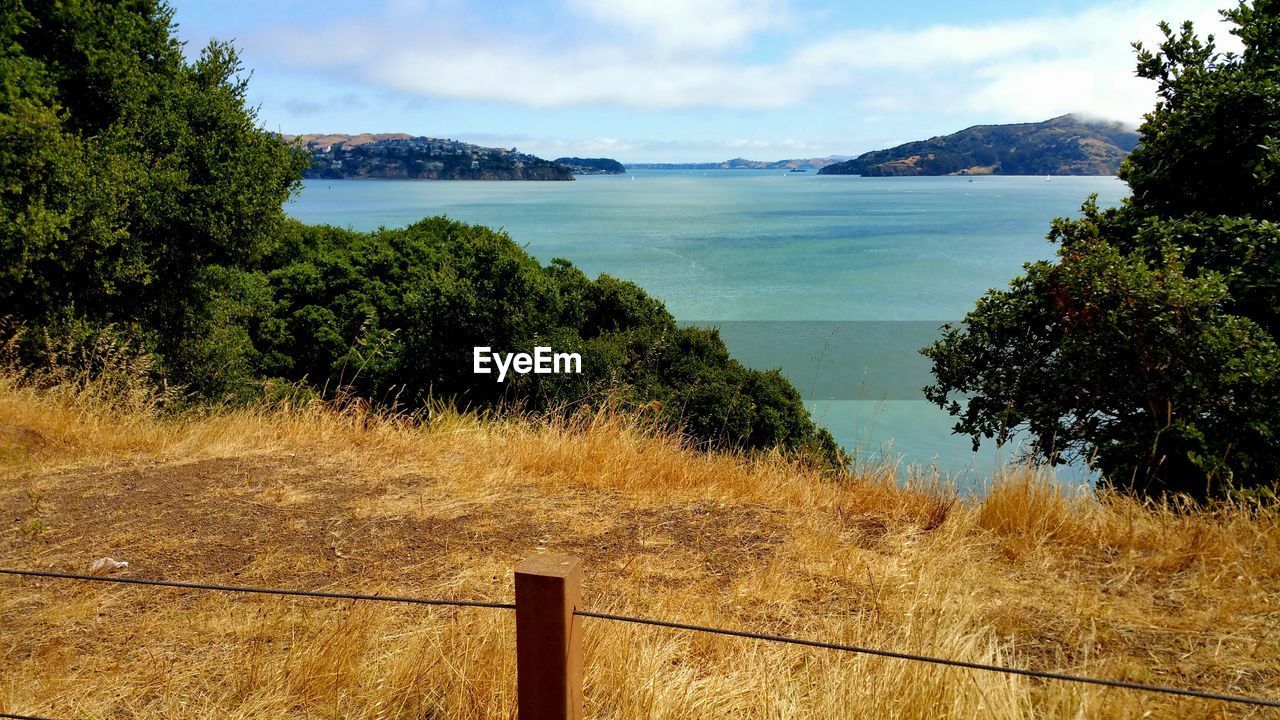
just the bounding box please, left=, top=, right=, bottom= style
left=1, top=373, right=1278, bottom=719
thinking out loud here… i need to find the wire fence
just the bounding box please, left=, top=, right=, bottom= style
left=0, top=568, right=514, bottom=610
left=2, top=565, right=1278, bottom=718
left=576, top=610, right=1280, bottom=708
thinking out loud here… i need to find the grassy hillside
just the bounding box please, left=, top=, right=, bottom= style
left=1, top=374, right=1277, bottom=719
left=819, top=115, right=1139, bottom=177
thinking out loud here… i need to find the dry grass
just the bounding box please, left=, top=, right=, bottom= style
left=1, top=373, right=1278, bottom=719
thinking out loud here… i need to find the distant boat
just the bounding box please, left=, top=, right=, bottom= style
left=789, top=168, right=808, bottom=173
left=1045, top=174, right=1051, bottom=182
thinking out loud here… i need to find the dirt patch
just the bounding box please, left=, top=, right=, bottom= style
left=2, top=455, right=409, bottom=582
left=1, top=455, right=794, bottom=603
left=0, top=422, right=51, bottom=459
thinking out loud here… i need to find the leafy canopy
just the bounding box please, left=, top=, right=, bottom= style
left=0, top=0, right=307, bottom=395
left=923, top=1, right=1280, bottom=498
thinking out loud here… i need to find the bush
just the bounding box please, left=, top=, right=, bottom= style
left=259, top=218, right=844, bottom=465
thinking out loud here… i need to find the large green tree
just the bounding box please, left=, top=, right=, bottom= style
left=0, top=0, right=307, bottom=394
left=924, top=1, right=1280, bottom=498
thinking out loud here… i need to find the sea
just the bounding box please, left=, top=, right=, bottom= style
left=287, top=170, right=1130, bottom=486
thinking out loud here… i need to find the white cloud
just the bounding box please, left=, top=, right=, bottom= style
left=368, top=45, right=804, bottom=109
left=789, top=0, right=1238, bottom=122
left=563, top=0, right=791, bottom=53
left=252, top=0, right=1241, bottom=123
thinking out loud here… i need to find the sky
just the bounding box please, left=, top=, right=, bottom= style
left=169, top=0, right=1243, bottom=163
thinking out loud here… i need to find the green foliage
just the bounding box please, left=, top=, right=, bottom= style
left=1126, top=6, right=1280, bottom=219
left=924, top=1, right=1280, bottom=498
left=0, top=0, right=307, bottom=396
left=259, top=218, right=843, bottom=464
left=927, top=210, right=1280, bottom=496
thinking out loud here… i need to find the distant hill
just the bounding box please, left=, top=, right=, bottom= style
left=291, top=132, right=412, bottom=148
left=289, top=134, right=574, bottom=181
left=629, top=156, right=850, bottom=171
left=818, top=115, right=1139, bottom=177
left=554, top=157, right=626, bottom=175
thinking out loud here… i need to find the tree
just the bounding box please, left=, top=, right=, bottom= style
left=923, top=1, right=1280, bottom=499
left=0, top=0, right=307, bottom=395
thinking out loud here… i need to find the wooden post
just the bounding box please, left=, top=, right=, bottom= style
left=515, top=554, right=583, bottom=720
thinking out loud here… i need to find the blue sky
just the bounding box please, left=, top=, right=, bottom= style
left=169, top=0, right=1239, bottom=162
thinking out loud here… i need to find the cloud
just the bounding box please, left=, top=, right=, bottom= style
left=789, top=0, right=1238, bottom=121
left=563, top=0, right=791, bottom=53
left=248, top=0, right=1240, bottom=123
left=368, top=46, right=804, bottom=109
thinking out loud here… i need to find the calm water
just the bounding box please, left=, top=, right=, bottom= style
left=288, top=170, right=1129, bottom=482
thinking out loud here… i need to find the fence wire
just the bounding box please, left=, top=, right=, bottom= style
left=577, top=610, right=1280, bottom=709
left=0, top=568, right=515, bottom=609
left=4, top=566, right=1279, bottom=714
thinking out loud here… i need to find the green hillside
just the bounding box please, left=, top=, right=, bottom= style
left=818, top=115, right=1139, bottom=176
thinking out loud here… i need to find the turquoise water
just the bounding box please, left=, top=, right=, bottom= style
left=288, top=170, right=1129, bottom=481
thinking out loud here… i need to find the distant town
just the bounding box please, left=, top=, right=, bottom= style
left=289, top=133, right=582, bottom=180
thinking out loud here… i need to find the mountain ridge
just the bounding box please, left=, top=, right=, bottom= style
left=818, top=115, right=1139, bottom=177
